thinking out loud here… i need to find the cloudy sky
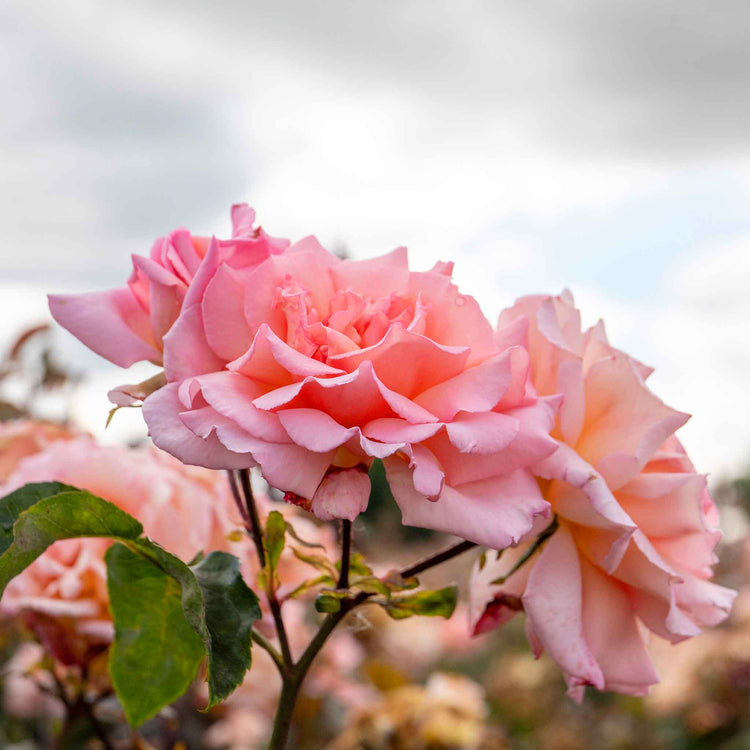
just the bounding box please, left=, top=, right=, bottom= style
left=1, top=0, right=749, bottom=478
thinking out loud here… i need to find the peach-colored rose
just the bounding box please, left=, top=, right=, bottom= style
left=140, top=241, right=558, bottom=548
left=0, top=419, right=78, bottom=481
left=470, top=291, right=736, bottom=698
left=49, top=205, right=289, bottom=367
left=0, top=437, right=241, bottom=665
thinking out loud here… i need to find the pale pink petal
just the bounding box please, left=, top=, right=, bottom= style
left=363, top=418, right=444, bottom=444
left=230, top=324, right=343, bottom=382
left=311, top=466, right=371, bottom=521
left=49, top=289, right=160, bottom=367
left=445, top=411, right=520, bottom=455
left=249, top=441, right=335, bottom=499
left=202, top=264, right=253, bottom=361
left=408, top=443, right=445, bottom=500
left=278, top=409, right=357, bottom=453
left=330, top=246, right=410, bottom=298
left=386, top=459, right=550, bottom=549
left=579, top=556, right=659, bottom=695
left=142, top=384, right=252, bottom=469
left=196, top=372, right=289, bottom=443
left=183, top=236, right=221, bottom=308
left=162, top=304, right=225, bottom=380
left=521, top=526, right=604, bottom=690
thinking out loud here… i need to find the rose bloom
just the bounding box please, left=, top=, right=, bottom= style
left=470, top=291, right=736, bottom=698
left=0, top=436, right=241, bottom=666
left=131, top=240, right=559, bottom=548
left=0, top=419, right=78, bottom=481
left=48, top=205, right=288, bottom=368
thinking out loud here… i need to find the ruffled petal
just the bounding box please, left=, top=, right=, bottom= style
left=142, top=384, right=252, bottom=470
left=521, top=526, right=604, bottom=690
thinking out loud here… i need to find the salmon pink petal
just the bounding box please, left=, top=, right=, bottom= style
left=410, top=271, right=496, bottom=366
left=521, top=527, right=605, bottom=691
left=363, top=418, right=443, bottom=444
left=231, top=325, right=344, bottom=381
left=328, top=324, right=469, bottom=397
left=617, top=473, right=709, bottom=539
left=278, top=409, right=358, bottom=453
left=414, top=350, right=515, bottom=421
left=428, top=398, right=559, bottom=486
left=254, top=363, right=437, bottom=426
left=49, top=289, right=160, bottom=367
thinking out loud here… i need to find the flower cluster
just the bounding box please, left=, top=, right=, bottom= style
left=0, top=434, right=240, bottom=665
left=47, top=205, right=734, bottom=699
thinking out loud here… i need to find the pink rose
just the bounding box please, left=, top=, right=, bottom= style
left=0, top=437, right=241, bottom=665
left=0, top=419, right=78, bottom=481
left=470, top=291, right=736, bottom=698
left=48, top=205, right=289, bottom=367
left=142, top=241, right=559, bottom=547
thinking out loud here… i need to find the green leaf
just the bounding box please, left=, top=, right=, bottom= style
left=379, top=585, right=458, bottom=620
left=350, top=575, right=391, bottom=597
left=0, top=482, right=77, bottom=555
left=0, top=485, right=260, bottom=724
left=315, top=592, right=344, bottom=613
left=190, top=552, right=261, bottom=705
left=263, top=510, right=286, bottom=587
left=346, top=552, right=372, bottom=577
left=0, top=490, right=143, bottom=593
left=291, top=546, right=338, bottom=579
left=285, top=519, right=326, bottom=549
left=284, top=574, right=335, bottom=600
left=106, top=543, right=205, bottom=727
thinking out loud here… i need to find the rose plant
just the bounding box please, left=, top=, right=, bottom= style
left=0, top=207, right=735, bottom=748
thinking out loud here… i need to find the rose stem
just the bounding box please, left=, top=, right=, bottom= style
left=337, top=519, right=352, bottom=589
left=235, top=469, right=293, bottom=669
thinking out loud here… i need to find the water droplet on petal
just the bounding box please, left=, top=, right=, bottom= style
left=455, top=295, right=466, bottom=307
